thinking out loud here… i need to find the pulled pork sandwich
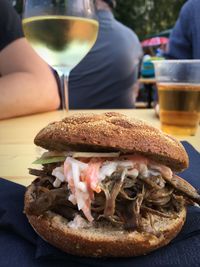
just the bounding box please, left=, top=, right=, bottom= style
left=24, top=112, right=200, bottom=257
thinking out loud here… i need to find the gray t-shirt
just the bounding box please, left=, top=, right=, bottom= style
left=69, top=10, right=142, bottom=109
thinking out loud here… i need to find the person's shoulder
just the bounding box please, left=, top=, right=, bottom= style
left=178, top=0, right=198, bottom=25
left=185, top=0, right=200, bottom=8
left=181, top=0, right=199, bottom=14
left=0, top=0, right=23, bottom=52
left=0, top=0, right=17, bottom=21
left=114, top=19, right=139, bottom=40
left=0, top=0, right=12, bottom=14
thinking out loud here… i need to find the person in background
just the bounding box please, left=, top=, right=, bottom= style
left=0, top=0, right=60, bottom=120
left=156, top=44, right=167, bottom=58
left=154, top=0, right=199, bottom=117
left=68, top=0, right=143, bottom=109
left=167, top=0, right=200, bottom=59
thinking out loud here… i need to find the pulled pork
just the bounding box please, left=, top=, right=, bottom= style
left=27, top=163, right=200, bottom=236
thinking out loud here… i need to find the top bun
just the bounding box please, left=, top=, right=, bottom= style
left=34, top=112, right=188, bottom=171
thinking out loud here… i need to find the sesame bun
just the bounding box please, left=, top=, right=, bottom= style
left=34, top=112, right=188, bottom=172
left=24, top=184, right=186, bottom=258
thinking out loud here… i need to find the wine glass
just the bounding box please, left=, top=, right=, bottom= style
left=22, top=0, right=99, bottom=110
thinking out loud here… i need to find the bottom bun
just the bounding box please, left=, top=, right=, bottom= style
left=25, top=186, right=186, bottom=258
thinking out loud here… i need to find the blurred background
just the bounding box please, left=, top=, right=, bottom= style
left=11, top=0, right=187, bottom=40
left=115, top=0, right=187, bottom=40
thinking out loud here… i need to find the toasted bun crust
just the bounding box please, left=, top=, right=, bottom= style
left=25, top=184, right=186, bottom=258
left=34, top=112, right=188, bottom=171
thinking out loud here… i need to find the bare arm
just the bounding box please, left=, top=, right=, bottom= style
left=0, top=38, right=60, bottom=120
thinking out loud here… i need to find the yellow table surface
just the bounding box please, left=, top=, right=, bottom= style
left=0, top=109, right=199, bottom=186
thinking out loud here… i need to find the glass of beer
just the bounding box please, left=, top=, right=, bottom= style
left=22, top=0, right=99, bottom=110
left=153, top=60, right=200, bottom=136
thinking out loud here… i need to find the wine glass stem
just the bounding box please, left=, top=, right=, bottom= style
left=60, top=74, right=68, bottom=111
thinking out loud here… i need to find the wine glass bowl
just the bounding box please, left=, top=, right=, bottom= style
left=22, top=0, right=99, bottom=109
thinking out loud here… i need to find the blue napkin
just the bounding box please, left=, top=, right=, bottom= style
left=0, top=141, right=200, bottom=267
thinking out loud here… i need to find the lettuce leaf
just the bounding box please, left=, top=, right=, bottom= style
left=32, top=156, right=66, bottom=165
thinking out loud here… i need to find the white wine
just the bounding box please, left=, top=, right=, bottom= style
left=23, top=16, right=99, bottom=74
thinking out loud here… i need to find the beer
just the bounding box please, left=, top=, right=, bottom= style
left=158, top=83, right=200, bottom=135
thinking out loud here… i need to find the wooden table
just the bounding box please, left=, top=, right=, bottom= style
left=138, top=78, right=156, bottom=84
left=0, top=109, right=199, bottom=186
left=138, top=78, right=157, bottom=108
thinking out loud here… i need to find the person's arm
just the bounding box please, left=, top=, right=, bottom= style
left=167, top=2, right=193, bottom=59
left=0, top=38, right=60, bottom=119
